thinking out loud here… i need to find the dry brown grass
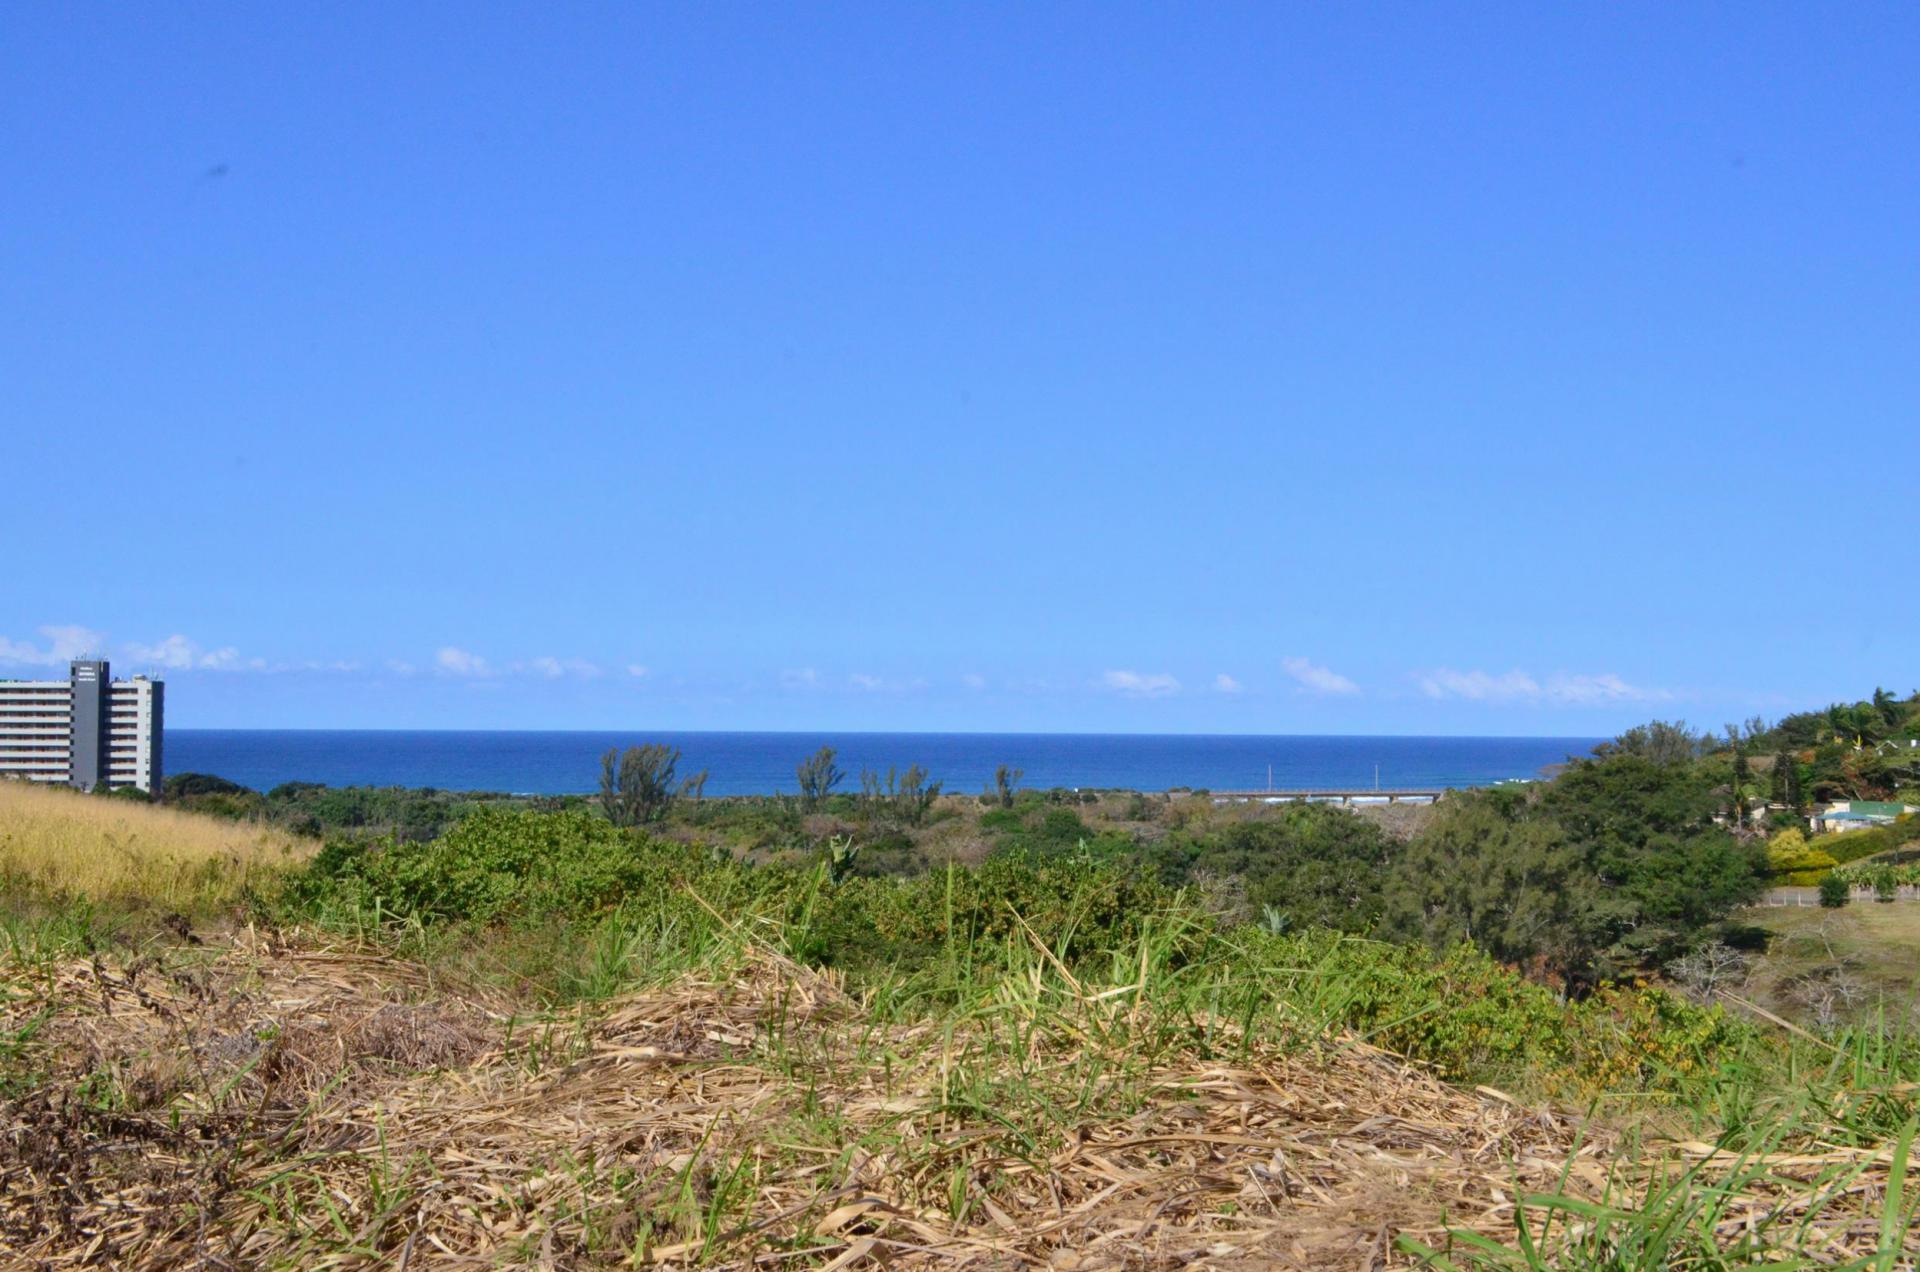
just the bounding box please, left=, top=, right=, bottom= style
left=0, top=779, right=312, bottom=912
left=0, top=932, right=1583, bottom=1268
left=5, top=932, right=1918, bottom=1268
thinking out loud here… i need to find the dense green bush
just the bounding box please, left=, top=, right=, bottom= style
left=1809, top=818, right=1920, bottom=866
left=983, top=807, right=1133, bottom=860
left=977, top=807, right=1025, bottom=834
left=1834, top=858, right=1920, bottom=889
left=163, top=776, right=513, bottom=842
left=1144, top=806, right=1395, bottom=933
left=283, top=807, right=722, bottom=923
left=1231, top=929, right=1748, bottom=1094
left=281, top=806, right=1188, bottom=978
left=163, top=772, right=250, bottom=799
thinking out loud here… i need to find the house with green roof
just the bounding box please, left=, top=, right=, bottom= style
left=1812, top=800, right=1916, bottom=833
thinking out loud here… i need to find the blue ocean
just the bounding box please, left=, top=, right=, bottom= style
left=167, top=731, right=1602, bottom=797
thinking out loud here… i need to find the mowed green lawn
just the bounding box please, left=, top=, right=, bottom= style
left=1744, top=901, right=1920, bottom=1026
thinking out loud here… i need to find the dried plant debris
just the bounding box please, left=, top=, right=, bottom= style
left=3, top=934, right=1915, bottom=1269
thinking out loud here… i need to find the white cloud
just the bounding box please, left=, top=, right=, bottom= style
left=1417, top=669, right=1540, bottom=701
left=1281, top=657, right=1359, bottom=696
left=780, top=667, right=821, bottom=690
left=961, top=673, right=988, bottom=691
left=1102, top=669, right=1180, bottom=698
left=1214, top=673, right=1244, bottom=694
left=123, top=634, right=264, bottom=672
left=0, top=624, right=106, bottom=666
left=527, top=656, right=602, bottom=679
left=432, top=649, right=608, bottom=679
left=845, top=672, right=926, bottom=693
left=125, top=635, right=198, bottom=669
left=435, top=646, right=492, bottom=677
left=7, top=626, right=356, bottom=676
left=1542, top=672, right=1670, bottom=705
left=626, top=664, right=650, bottom=679
left=1418, top=668, right=1669, bottom=706
left=43, top=625, right=105, bottom=661
left=386, top=660, right=417, bottom=676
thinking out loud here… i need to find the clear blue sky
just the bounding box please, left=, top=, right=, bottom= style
left=3, top=4, right=1914, bottom=733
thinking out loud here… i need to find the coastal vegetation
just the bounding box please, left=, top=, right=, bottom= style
left=599, top=743, right=707, bottom=826
left=3, top=779, right=1918, bottom=1265
left=5, top=690, right=1920, bottom=1263
left=1725, top=687, right=1920, bottom=811
left=159, top=770, right=546, bottom=842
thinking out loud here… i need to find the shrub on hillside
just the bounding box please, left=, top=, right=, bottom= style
left=1768, top=828, right=1839, bottom=884
left=1834, top=860, right=1920, bottom=889
left=285, top=807, right=725, bottom=923
left=1233, top=929, right=1748, bottom=1095
left=1808, top=820, right=1920, bottom=867
left=790, top=852, right=1193, bottom=971
left=282, top=806, right=1189, bottom=979
left=163, top=772, right=250, bottom=799
left=984, top=807, right=1133, bottom=860
left=977, top=807, right=1026, bottom=834
left=1145, top=807, right=1396, bottom=934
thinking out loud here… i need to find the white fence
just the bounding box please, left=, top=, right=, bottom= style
left=1756, top=885, right=1920, bottom=907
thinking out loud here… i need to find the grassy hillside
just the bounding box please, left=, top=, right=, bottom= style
left=3, top=799, right=1918, bottom=1267
left=0, top=778, right=312, bottom=914
left=1745, top=903, right=1920, bottom=1027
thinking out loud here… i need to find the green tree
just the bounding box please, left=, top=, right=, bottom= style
left=796, top=746, right=843, bottom=810
left=859, top=764, right=943, bottom=827
left=990, top=764, right=1023, bottom=809
left=1595, top=720, right=1703, bottom=766
left=599, top=744, right=682, bottom=826
left=1819, top=873, right=1850, bottom=908
left=1384, top=797, right=1609, bottom=984
left=1386, top=752, right=1766, bottom=991
left=1543, top=754, right=1764, bottom=976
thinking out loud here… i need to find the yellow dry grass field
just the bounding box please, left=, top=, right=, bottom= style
left=0, top=779, right=311, bottom=911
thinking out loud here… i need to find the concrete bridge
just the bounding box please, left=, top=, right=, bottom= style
left=1209, top=788, right=1448, bottom=806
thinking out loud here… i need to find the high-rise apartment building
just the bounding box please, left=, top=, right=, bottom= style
left=0, top=660, right=164, bottom=792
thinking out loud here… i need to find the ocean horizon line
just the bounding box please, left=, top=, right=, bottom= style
left=165, top=730, right=1604, bottom=798
left=170, top=726, right=1607, bottom=742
